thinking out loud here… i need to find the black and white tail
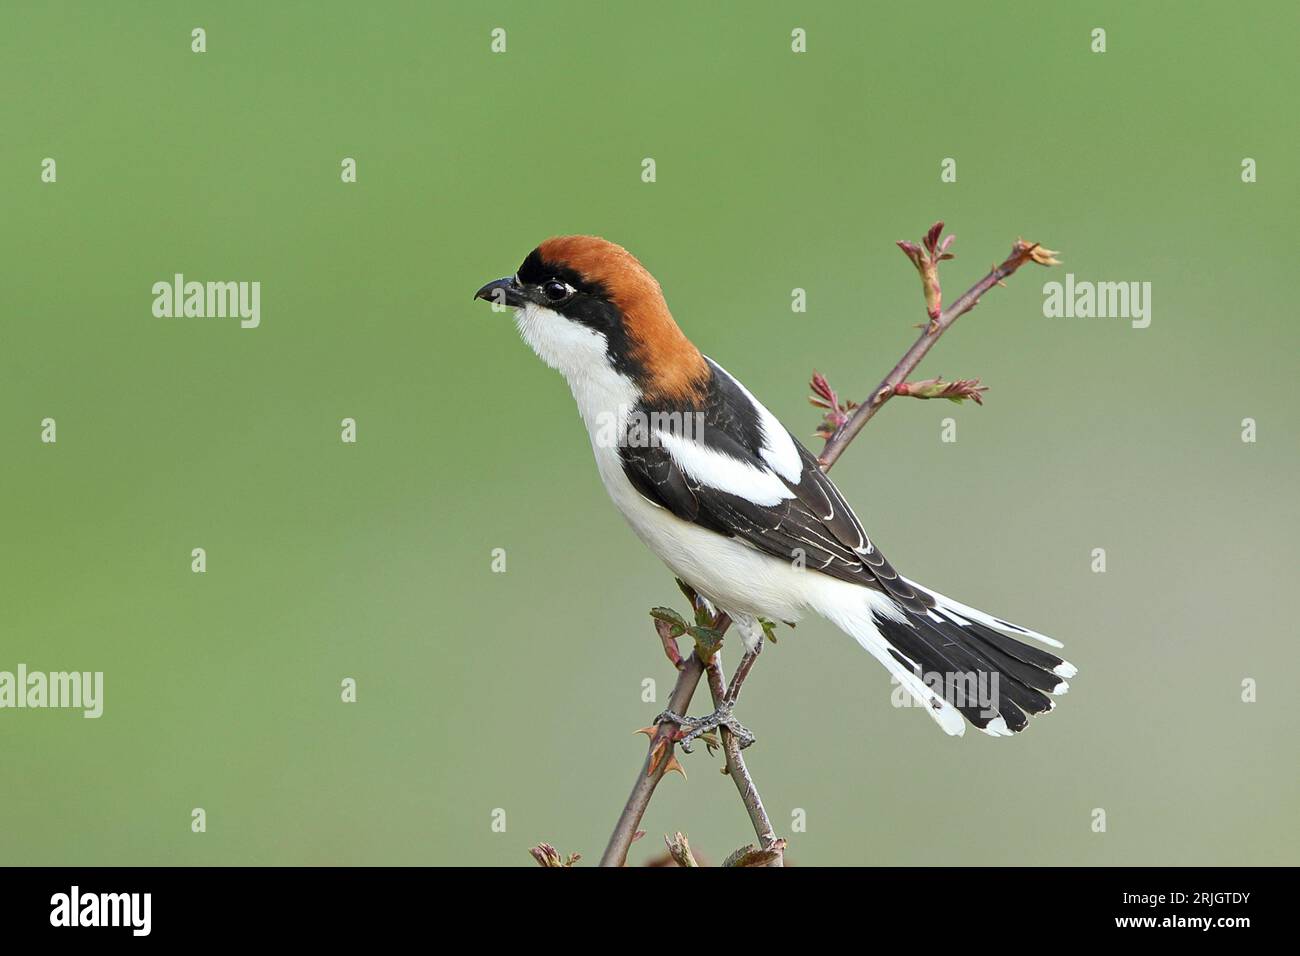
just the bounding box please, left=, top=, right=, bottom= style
left=827, top=577, right=1077, bottom=737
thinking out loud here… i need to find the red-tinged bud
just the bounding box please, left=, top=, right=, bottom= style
left=922, top=269, right=942, bottom=321
left=809, top=370, right=834, bottom=404
left=892, top=377, right=988, bottom=404
left=923, top=220, right=945, bottom=257
left=896, top=240, right=924, bottom=268
left=529, top=843, right=580, bottom=867
left=1010, top=238, right=1060, bottom=267
left=898, top=224, right=955, bottom=322
left=809, top=370, right=859, bottom=439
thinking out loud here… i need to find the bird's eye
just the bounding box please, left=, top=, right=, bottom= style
left=542, top=279, right=573, bottom=302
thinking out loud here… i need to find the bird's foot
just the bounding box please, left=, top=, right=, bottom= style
left=653, top=704, right=755, bottom=753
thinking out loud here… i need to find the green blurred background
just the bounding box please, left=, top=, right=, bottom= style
left=2, top=1, right=1296, bottom=866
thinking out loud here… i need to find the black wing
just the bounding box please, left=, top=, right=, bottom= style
left=619, top=360, right=931, bottom=613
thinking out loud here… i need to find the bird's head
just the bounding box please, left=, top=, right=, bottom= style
left=475, top=235, right=708, bottom=403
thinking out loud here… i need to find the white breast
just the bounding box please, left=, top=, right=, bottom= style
left=514, top=302, right=853, bottom=625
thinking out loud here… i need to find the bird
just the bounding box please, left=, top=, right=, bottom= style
left=475, top=235, right=1076, bottom=743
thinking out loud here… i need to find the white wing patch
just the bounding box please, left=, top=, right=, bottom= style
left=656, top=430, right=796, bottom=507
left=707, top=359, right=803, bottom=484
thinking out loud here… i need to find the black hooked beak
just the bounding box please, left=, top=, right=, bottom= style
left=473, top=276, right=526, bottom=309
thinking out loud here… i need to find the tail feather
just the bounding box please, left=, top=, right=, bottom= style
left=829, top=581, right=1076, bottom=738
left=903, top=576, right=1066, bottom=651
left=825, top=598, right=969, bottom=736
left=875, top=610, right=1035, bottom=735
left=918, top=611, right=1058, bottom=717
left=957, top=620, right=1066, bottom=696
left=961, top=619, right=1074, bottom=686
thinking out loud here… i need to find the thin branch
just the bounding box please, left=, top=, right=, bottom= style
left=598, top=651, right=709, bottom=867
left=705, top=650, right=783, bottom=867
left=600, top=225, right=1058, bottom=867
left=819, top=236, right=1058, bottom=469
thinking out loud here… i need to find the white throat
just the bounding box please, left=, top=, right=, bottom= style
left=514, top=303, right=639, bottom=436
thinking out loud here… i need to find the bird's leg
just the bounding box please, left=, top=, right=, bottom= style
left=724, top=641, right=762, bottom=708
left=653, top=702, right=754, bottom=753
left=655, top=614, right=764, bottom=753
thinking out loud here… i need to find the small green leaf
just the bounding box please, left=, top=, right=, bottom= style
left=650, top=607, right=688, bottom=635
left=687, top=625, right=724, bottom=658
